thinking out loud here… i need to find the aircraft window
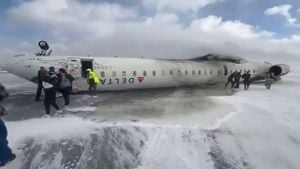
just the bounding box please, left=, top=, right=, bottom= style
left=152, top=71, right=156, bottom=76
left=100, top=71, right=105, bottom=78
left=170, top=70, right=173, bottom=75
left=210, top=70, right=213, bottom=75
left=133, top=71, right=137, bottom=76
left=192, top=70, right=195, bottom=75
left=143, top=71, right=147, bottom=76
left=161, top=70, right=165, bottom=76
left=185, top=70, right=188, bottom=75
left=204, top=70, right=206, bottom=75
left=112, top=71, right=116, bottom=77
left=177, top=70, right=181, bottom=74
left=122, top=71, right=126, bottom=77
left=198, top=70, right=201, bottom=75
left=253, top=69, right=255, bottom=74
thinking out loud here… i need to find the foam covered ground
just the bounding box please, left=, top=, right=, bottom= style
left=1, top=60, right=300, bottom=169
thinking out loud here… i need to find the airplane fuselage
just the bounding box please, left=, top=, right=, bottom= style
left=0, top=54, right=289, bottom=91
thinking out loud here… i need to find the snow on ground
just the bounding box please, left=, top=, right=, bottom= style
left=7, top=116, right=99, bottom=146
left=211, top=61, right=300, bottom=169
left=1, top=60, right=300, bottom=169
left=65, top=106, right=98, bottom=112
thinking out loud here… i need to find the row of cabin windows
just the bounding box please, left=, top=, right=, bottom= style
left=99, top=69, right=218, bottom=78
left=100, top=69, right=256, bottom=78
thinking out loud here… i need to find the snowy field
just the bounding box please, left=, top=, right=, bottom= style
left=0, top=59, right=300, bottom=169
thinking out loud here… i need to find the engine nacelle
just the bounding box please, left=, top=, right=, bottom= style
left=269, top=64, right=290, bottom=76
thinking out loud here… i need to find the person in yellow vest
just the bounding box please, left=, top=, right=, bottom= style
left=85, top=68, right=100, bottom=96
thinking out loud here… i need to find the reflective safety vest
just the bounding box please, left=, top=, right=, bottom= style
left=87, top=70, right=100, bottom=84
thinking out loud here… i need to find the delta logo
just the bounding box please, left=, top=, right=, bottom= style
left=137, top=77, right=144, bottom=83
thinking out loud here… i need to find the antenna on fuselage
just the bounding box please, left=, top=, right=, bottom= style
left=35, top=40, right=52, bottom=56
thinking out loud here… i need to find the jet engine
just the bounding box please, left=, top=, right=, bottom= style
left=269, top=64, right=290, bottom=76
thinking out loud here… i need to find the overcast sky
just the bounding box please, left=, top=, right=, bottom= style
left=0, top=0, right=300, bottom=60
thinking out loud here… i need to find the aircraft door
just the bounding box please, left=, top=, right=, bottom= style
left=81, top=59, right=93, bottom=78
left=223, top=65, right=228, bottom=76
left=67, top=57, right=81, bottom=78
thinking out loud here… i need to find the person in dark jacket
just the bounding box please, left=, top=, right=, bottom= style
left=35, top=66, right=47, bottom=101
left=58, top=68, right=74, bottom=106
left=233, top=71, right=241, bottom=88
left=0, top=83, right=16, bottom=167
left=42, top=73, right=60, bottom=114
left=242, top=70, right=251, bottom=90
left=49, top=66, right=56, bottom=76
left=225, top=71, right=236, bottom=88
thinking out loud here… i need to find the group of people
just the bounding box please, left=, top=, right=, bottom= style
left=0, top=83, right=16, bottom=167
left=35, top=67, right=100, bottom=114
left=225, top=70, right=274, bottom=90
left=0, top=67, right=100, bottom=166
left=35, top=66, right=74, bottom=114
left=225, top=70, right=252, bottom=90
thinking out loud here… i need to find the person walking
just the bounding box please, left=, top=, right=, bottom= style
left=0, top=83, right=16, bottom=167
left=42, top=73, right=60, bottom=114
left=225, top=71, right=236, bottom=88
left=86, top=68, right=100, bottom=96
left=233, top=71, right=241, bottom=88
left=48, top=66, right=56, bottom=76
left=58, top=68, right=74, bottom=106
left=242, top=70, right=251, bottom=90
left=35, top=66, right=47, bottom=101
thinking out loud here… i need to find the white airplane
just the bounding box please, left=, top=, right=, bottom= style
left=0, top=42, right=290, bottom=91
